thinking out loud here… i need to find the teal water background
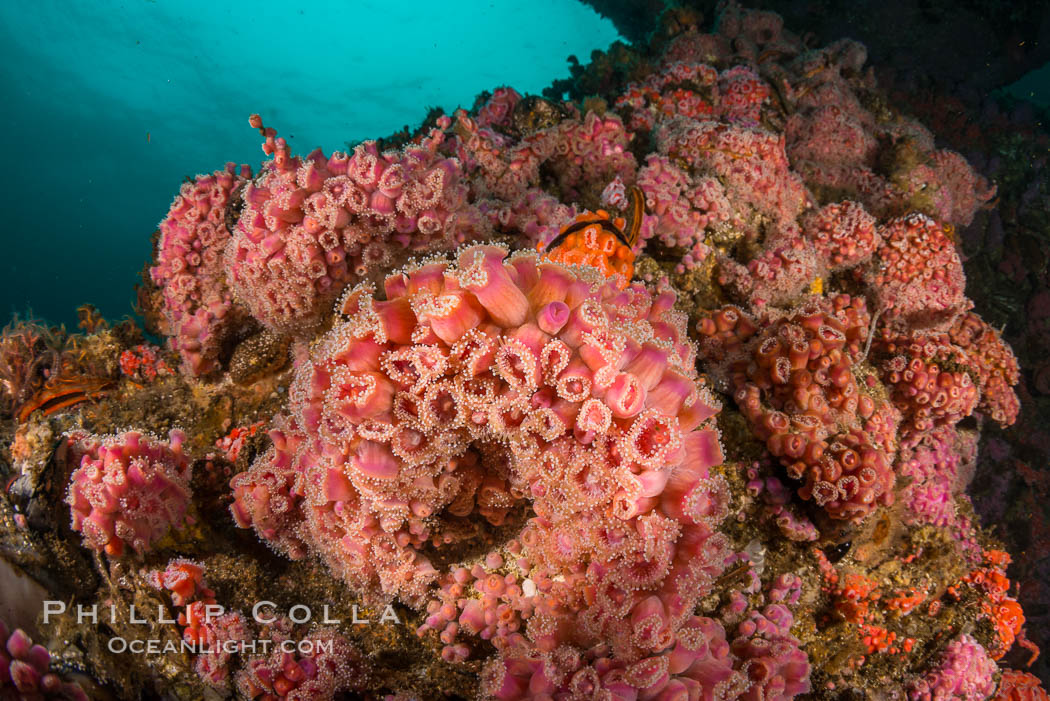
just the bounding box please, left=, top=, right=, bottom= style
left=0, top=0, right=621, bottom=329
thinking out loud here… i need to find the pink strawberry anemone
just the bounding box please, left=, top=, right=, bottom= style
left=230, top=245, right=757, bottom=697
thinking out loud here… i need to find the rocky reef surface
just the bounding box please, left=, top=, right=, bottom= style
left=1, top=2, right=1048, bottom=699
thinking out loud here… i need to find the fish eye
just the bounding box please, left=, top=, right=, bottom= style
left=825, top=541, right=851, bottom=562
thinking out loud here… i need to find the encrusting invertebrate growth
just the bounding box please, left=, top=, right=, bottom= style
left=2, top=1, right=1047, bottom=699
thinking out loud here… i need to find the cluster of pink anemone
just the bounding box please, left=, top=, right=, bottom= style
left=65, top=429, right=192, bottom=556
left=227, top=245, right=791, bottom=698
left=150, top=164, right=252, bottom=375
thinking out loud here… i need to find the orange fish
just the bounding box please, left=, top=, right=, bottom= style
left=540, top=185, right=644, bottom=286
